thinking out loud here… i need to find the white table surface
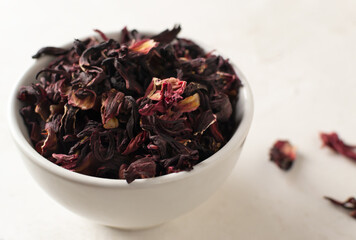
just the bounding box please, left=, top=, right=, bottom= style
left=1, top=0, right=356, bottom=239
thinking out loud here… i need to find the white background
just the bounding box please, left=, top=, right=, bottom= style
left=1, top=0, right=356, bottom=239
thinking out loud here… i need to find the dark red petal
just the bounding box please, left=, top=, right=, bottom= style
left=124, top=156, right=157, bottom=183
left=320, top=132, right=356, bottom=161
left=121, top=131, right=148, bottom=155
left=32, top=47, right=70, bottom=59
left=93, top=29, right=109, bottom=41
left=101, top=89, right=125, bottom=129
left=52, top=153, right=79, bottom=170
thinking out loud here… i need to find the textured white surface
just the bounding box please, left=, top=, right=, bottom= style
left=1, top=0, right=356, bottom=239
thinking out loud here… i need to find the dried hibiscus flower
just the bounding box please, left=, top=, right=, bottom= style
left=320, top=132, right=356, bottom=162
left=324, top=196, right=356, bottom=219
left=269, top=140, right=296, bottom=170
left=18, top=25, right=241, bottom=183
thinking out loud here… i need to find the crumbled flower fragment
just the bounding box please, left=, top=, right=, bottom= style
left=320, top=132, right=356, bottom=161
left=324, top=196, right=356, bottom=219
left=146, top=77, right=186, bottom=103
left=17, top=26, right=241, bottom=183
left=269, top=140, right=296, bottom=170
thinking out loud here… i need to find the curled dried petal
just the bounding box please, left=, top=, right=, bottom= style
left=94, top=29, right=109, bottom=41
left=101, top=89, right=125, bottom=129
left=91, top=131, right=115, bottom=162
left=325, top=196, right=356, bottom=219
left=79, top=39, right=114, bottom=70
left=152, top=25, right=181, bottom=43
left=176, top=93, right=200, bottom=113
left=60, top=104, right=79, bottom=136
left=40, top=120, right=59, bottom=156
left=210, top=93, right=232, bottom=122
left=68, top=88, right=96, bottom=110
left=18, top=84, right=46, bottom=105
left=122, top=131, right=148, bottom=155
left=35, top=100, right=50, bottom=121
left=320, top=132, right=356, bottom=161
left=32, top=47, right=70, bottom=59
left=195, top=110, right=217, bottom=135
left=124, top=156, right=157, bottom=183
left=129, top=39, right=158, bottom=55
left=52, top=153, right=79, bottom=170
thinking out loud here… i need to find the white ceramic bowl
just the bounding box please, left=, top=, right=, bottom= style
left=8, top=37, right=253, bottom=229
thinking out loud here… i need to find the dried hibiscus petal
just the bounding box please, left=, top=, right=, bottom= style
left=320, top=132, right=356, bottom=162
left=40, top=118, right=60, bottom=156
left=52, top=153, right=79, bottom=170
left=269, top=140, right=296, bottom=170
left=32, top=46, right=70, bottom=59
left=176, top=93, right=200, bottom=113
left=124, top=156, right=157, bottom=183
left=68, top=88, right=96, bottom=110
left=324, top=196, right=356, bottom=219
left=101, top=89, right=124, bottom=129
left=129, top=39, right=158, bottom=55
left=121, top=131, right=148, bottom=155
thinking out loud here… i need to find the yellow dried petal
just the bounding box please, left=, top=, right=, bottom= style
left=177, top=93, right=200, bottom=112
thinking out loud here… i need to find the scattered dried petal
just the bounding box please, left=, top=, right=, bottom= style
left=324, top=196, right=356, bottom=219
left=270, top=140, right=296, bottom=170
left=320, top=132, right=356, bottom=162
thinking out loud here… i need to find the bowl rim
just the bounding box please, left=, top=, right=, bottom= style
left=8, top=34, right=254, bottom=189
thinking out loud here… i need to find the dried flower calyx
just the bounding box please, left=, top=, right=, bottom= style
left=18, top=25, right=241, bottom=183
left=269, top=140, right=296, bottom=170
left=324, top=196, right=356, bottom=219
